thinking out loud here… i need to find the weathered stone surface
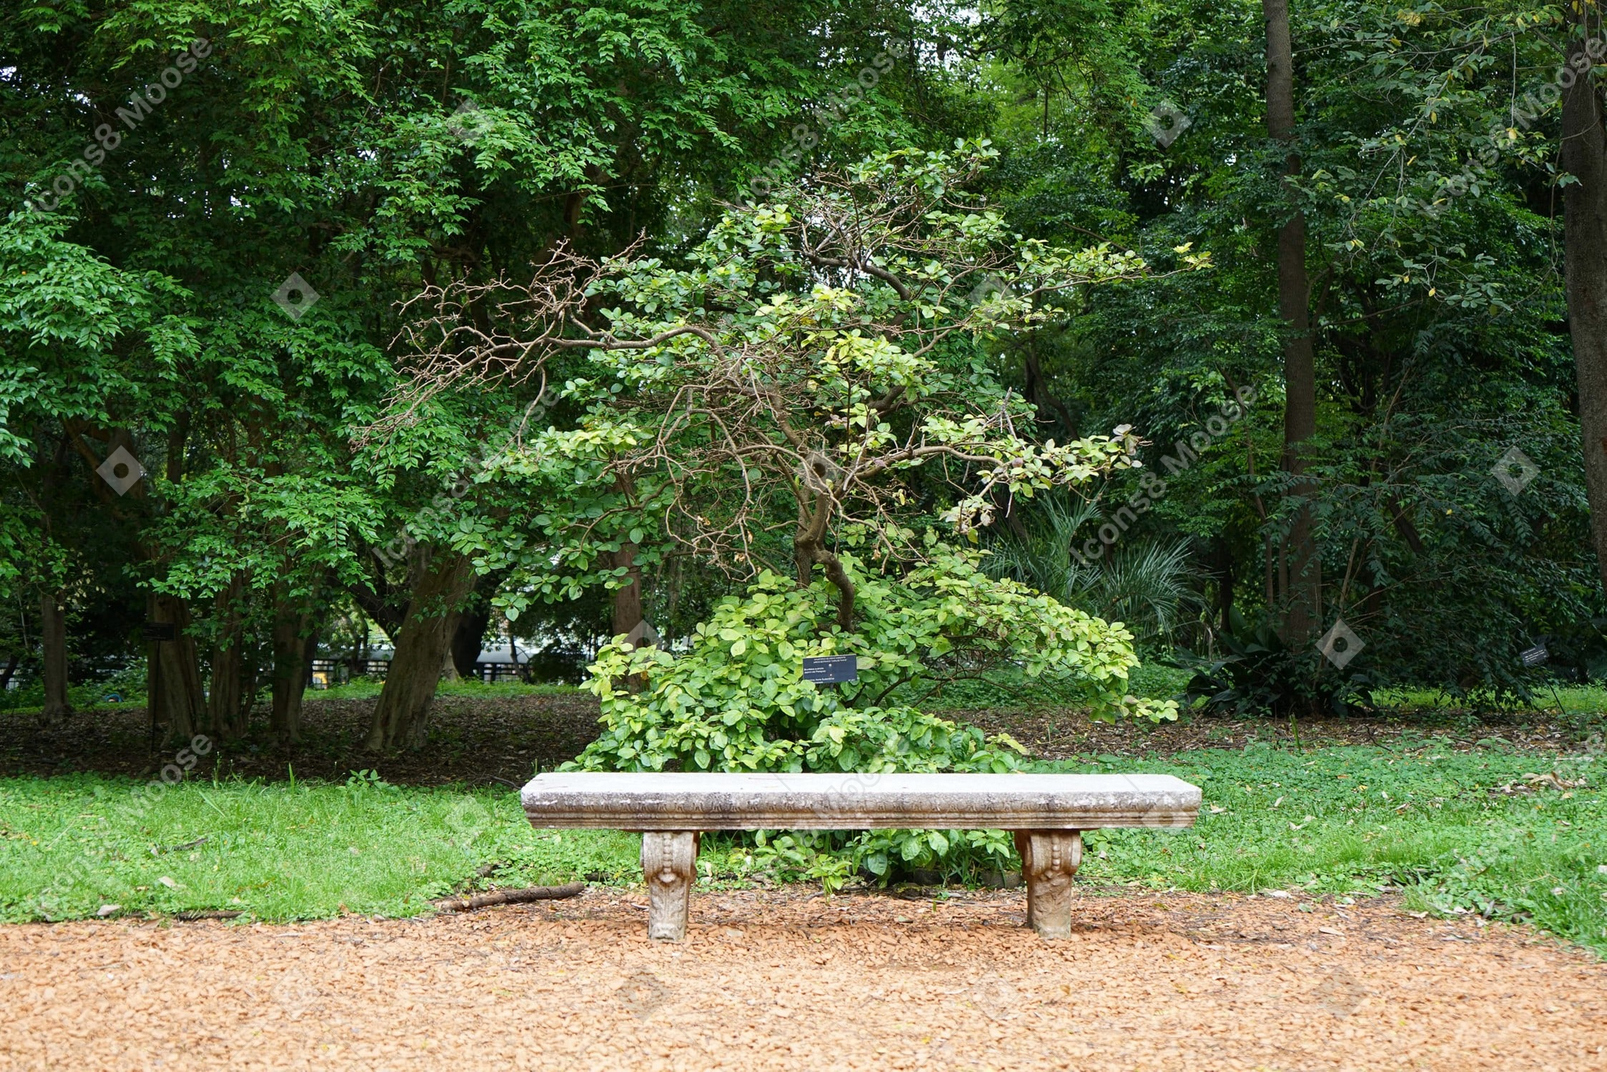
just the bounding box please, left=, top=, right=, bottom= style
left=640, top=831, right=699, bottom=941
left=522, top=772, right=1201, bottom=830
left=1014, top=830, right=1083, bottom=939
left=522, top=772, right=1200, bottom=942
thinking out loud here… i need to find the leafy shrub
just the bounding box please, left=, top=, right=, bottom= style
left=566, top=549, right=1174, bottom=881
left=571, top=549, right=1173, bottom=773
left=1539, top=617, right=1607, bottom=684
left=1178, top=609, right=1375, bottom=717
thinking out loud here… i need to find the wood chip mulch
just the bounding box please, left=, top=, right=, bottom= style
left=2, top=887, right=1602, bottom=1071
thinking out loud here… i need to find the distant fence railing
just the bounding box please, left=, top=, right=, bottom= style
left=309, top=648, right=596, bottom=689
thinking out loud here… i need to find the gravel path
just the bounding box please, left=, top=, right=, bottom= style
left=2, top=887, right=1603, bottom=1071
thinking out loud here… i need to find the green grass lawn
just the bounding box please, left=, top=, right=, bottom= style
left=1, top=743, right=1602, bottom=955
left=925, top=666, right=1607, bottom=725
left=1376, top=683, right=1607, bottom=721
left=1058, top=743, right=1606, bottom=954
left=310, top=678, right=584, bottom=703
left=0, top=772, right=640, bottom=922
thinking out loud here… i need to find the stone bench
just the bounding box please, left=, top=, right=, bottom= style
left=521, top=771, right=1201, bottom=941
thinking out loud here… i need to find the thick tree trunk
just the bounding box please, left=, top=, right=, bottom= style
left=611, top=544, right=644, bottom=641
left=207, top=640, right=243, bottom=739
left=1563, top=18, right=1607, bottom=593
left=1023, top=341, right=1077, bottom=435
left=609, top=476, right=647, bottom=645
left=796, top=538, right=856, bottom=630
left=816, top=552, right=856, bottom=631
left=147, top=593, right=205, bottom=745
left=270, top=586, right=315, bottom=744
left=349, top=566, right=408, bottom=643
left=612, top=543, right=651, bottom=692
left=1264, top=0, right=1321, bottom=643
left=239, top=641, right=262, bottom=723
left=450, top=595, right=492, bottom=679
left=40, top=593, right=71, bottom=724
left=122, top=422, right=205, bottom=746
left=365, top=548, right=476, bottom=751
left=206, top=577, right=248, bottom=741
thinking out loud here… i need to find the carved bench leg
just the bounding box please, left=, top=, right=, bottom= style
left=641, top=831, right=700, bottom=941
left=1013, top=830, right=1082, bottom=939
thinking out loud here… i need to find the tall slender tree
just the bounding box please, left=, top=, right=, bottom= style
left=1563, top=2, right=1607, bottom=593
left=1263, top=0, right=1321, bottom=642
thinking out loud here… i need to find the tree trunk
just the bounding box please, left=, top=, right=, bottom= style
left=38, top=433, right=71, bottom=726
left=207, top=639, right=243, bottom=740
left=270, top=585, right=315, bottom=744
left=611, top=543, right=652, bottom=691
left=794, top=488, right=856, bottom=630
left=365, top=547, right=476, bottom=751
left=1264, top=0, right=1321, bottom=643
left=796, top=538, right=856, bottom=630
left=1563, top=18, right=1607, bottom=593
left=206, top=577, right=248, bottom=741
left=147, top=593, right=205, bottom=745
left=118, top=422, right=205, bottom=746
left=40, top=593, right=71, bottom=724
left=239, top=640, right=262, bottom=725
left=451, top=594, right=492, bottom=679
left=1212, top=535, right=1236, bottom=633
left=609, top=476, right=647, bottom=645
left=1023, top=340, right=1077, bottom=435
left=611, top=544, right=645, bottom=641
left=348, top=563, right=408, bottom=643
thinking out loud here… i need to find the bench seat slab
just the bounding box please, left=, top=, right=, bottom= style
left=522, top=772, right=1200, bottom=830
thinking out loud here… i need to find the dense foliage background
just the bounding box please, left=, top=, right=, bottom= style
left=4, top=0, right=1605, bottom=749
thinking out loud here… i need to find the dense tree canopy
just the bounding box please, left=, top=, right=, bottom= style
left=3, top=0, right=1604, bottom=749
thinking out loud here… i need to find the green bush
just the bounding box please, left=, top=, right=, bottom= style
left=1179, top=608, right=1376, bottom=716
left=566, top=549, right=1175, bottom=882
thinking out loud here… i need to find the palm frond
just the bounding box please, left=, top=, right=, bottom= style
left=986, top=493, right=1200, bottom=645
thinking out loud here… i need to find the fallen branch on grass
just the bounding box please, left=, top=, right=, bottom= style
left=152, top=837, right=208, bottom=855
left=1489, top=772, right=1589, bottom=795
left=431, top=883, right=586, bottom=913
left=173, top=909, right=243, bottom=921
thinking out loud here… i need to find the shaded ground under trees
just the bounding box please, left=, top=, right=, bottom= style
left=1, top=692, right=1598, bottom=788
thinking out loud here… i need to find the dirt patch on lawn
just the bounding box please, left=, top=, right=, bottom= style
left=1, top=888, right=1602, bottom=1071
left=0, top=693, right=604, bottom=787
left=959, top=705, right=1602, bottom=762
